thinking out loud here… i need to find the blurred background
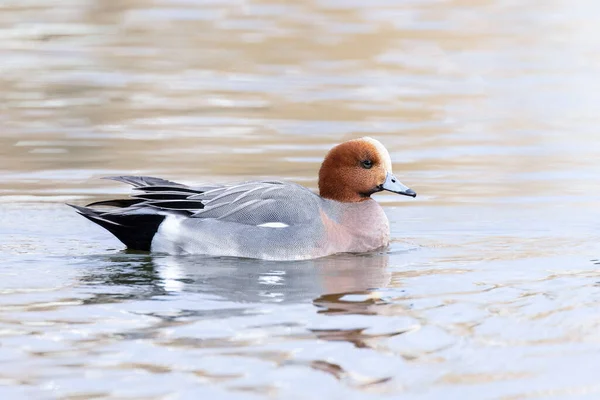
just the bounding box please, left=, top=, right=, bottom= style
left=2, top=0, right=600, bottom=399
left=2, top=0, right=600, bottom=201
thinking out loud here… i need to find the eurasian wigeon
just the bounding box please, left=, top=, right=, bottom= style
left=70, top=137, right=416, bottom=260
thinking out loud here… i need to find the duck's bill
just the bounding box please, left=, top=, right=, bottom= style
left=380, top=173, right=416, bottom=198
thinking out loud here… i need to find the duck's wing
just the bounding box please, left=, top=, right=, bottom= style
left=103, top=175, right=187, bottom=188
left=94, top=177, right=321, bottom=223
left=71, top=177, right=323, bottom=251
left=188, top=181, right=322, bottom=226
left=92, top=175, right=225, bottom=213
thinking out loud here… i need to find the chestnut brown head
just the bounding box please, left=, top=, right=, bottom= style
left=318, top=137, right=416, bottom=203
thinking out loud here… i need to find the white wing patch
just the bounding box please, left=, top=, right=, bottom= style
left=257, top=222, right=289, bottom=228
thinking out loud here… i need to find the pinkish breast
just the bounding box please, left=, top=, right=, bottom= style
left=319, top=199, right=390, bottom=255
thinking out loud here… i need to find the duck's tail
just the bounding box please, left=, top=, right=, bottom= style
left=70, top=175, right=208, bottom=251
left=68, top=203, right=165, bottom=251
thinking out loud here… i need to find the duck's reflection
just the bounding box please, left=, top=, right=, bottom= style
left=150, top=253, right=398, bottom=353
left=77, top=251, right=406, bottom=367
left=151, top=251, right=391, bottom=306
left=79, top=251, right=392, bottom=311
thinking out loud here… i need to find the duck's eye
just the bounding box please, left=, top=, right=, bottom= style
left=361, top=160, right=373, bottom=169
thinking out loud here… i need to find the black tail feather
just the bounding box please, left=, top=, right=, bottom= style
left=68, top=204, right=165, bottom=251
left=133, top=185, right=204, bottom=194
left=145, top=200, right=205, bottom=210
left=132, top=192, right=191, bottom=201
left=86, top=199, right=145, bottom=208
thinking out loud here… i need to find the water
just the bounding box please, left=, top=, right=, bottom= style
left=2, top=0, right=600, bottom=398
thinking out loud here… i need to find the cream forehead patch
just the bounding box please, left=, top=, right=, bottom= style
left=361, top=137, right=393, bottom=172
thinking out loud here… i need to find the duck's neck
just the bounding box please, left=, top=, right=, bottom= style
left=318, top=168, right=370, bottom=203
left=319, top=185, right=370, bottom=203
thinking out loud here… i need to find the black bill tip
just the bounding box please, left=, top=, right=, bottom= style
left=402, top=188, right=417, bottom=198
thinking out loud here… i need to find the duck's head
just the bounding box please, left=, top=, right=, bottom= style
left=318, top=137, right=416, bottom=203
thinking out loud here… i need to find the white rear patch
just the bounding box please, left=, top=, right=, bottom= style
left=159, top=215, right=184, bottom=239
left=258, top=222, right=289, bottom=228
left=151, top=214, right=186, bottom=253
left=362, top=137, right=393, bottom=173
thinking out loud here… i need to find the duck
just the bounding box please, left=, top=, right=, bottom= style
left=70, top=137, right=416, bottom=260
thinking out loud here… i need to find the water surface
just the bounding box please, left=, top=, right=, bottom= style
left=2, top=0, right=600, bottom=398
